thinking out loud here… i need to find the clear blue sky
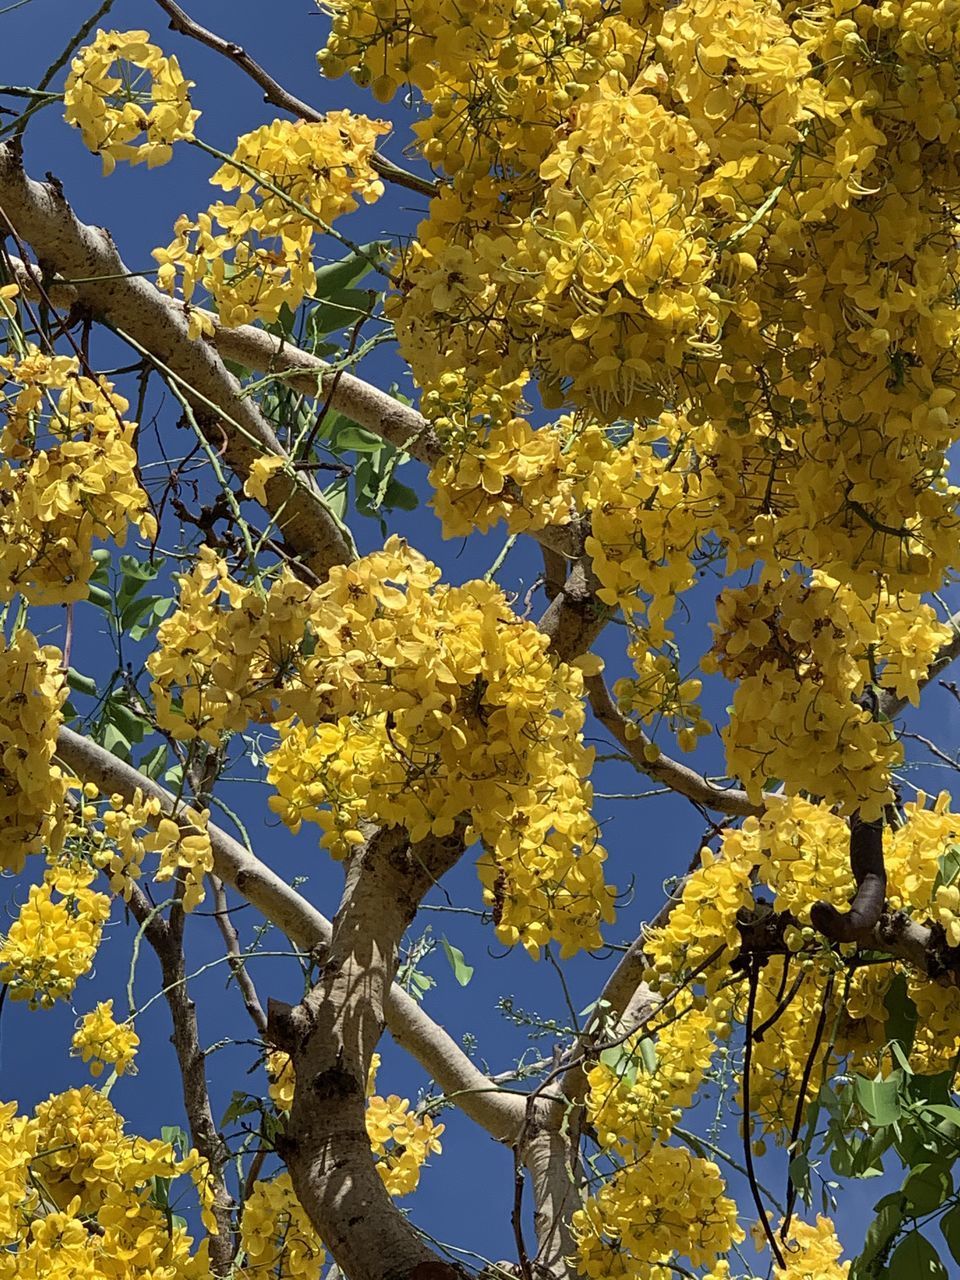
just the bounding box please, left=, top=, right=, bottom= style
left=2, top=1, right=959, bottom=1273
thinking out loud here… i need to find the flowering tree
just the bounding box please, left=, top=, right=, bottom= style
left=1, top=1, right=960, bottom=1278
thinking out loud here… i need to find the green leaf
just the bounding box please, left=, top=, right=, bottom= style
left=440, top=936, right=474, bottom=987
left=638, top=1036, right=657, bottom=1075
left=855, top=1073, right=903, bottom=1127
left=598, top=1045, right=638, bottom=1087
left=896, top=1119, right=948, bottom=1171
left=935, top=842, right=960, bottom=892
left=129, top=597, right=173, bottom=642
left=853, top=1194, right=904, bottom=1275
left=161, top=1125, right=187, bottom=1156
left=330, top=420, right=383, bottom=454
left=851, top=1127, right=893, bottom=1178
left=102, top=721, right=131, bottom=761
left=139, top=743, right=167, bottom=779
left=939, top=1202, right=960, bottom=1265
left=917, top=1104, right=960, bottom=1131
left=383, top=478, right=419, bottom=511
left=308, top=287, right=375, bottom=338
left=105, top=697, right=149, bottom=747
left=312, top=241, right=388, bottom=297
left=903, top=1163, right=953, bottom=1216
left=789, top=1152, right=811, bottom=1203
left=85, top=582, right=113, bottom=610
left=117, top=555, right=162, bottom=612
left=886, top=1230, right=947, bottom=1279
left=66, top=668, right=98, bottom=698
left=164, top=763, right=185, bottom=788
left=220, top=1092, right=259, bottom=1128
left=884, top=973, right=919, bottom=1059
left=324, top=478, right=348, bottom=521
left=908, top=1070, right=954, bottom=1109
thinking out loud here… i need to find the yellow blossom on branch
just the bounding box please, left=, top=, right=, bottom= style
left=63, top=29, right=199, bottom=174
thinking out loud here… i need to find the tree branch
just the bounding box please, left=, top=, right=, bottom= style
left=4, top=251, right=588, bottom=563
left=810, top=815, right=887, bottom=943
left=55, top=726, right=523, bottom=1143
left=209, top=874, right=268, bottom=1035
left=585, top=675, right=758, bottom=817
left=270, top=825, right=469, bottom=1280
left=0, top=144, right=353, bottom=577
left=125, top=881, right=236, bottom=1274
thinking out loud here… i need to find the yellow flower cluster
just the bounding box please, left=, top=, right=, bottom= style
left=154, top=113, right=388, bottom=327
left=0, top=1100, right=37, bottom=1248
left=7, top=1086, right=216, bottom=1279
left=427, top=411, right=578, bottom=537
left=240, top=1172, right=324, bottom=1280
left=71, top=1000, right=140, bottom=1078
left=613, top=640, right=712, bottom=754
left=315, top=0, right=960, bottom=630
left=266, top=1050, right=443, bottom=1197
left=63, top=29, right=199, bottom=174
left=723, top=797, right=855, bottom=927
left=909, top=976, right=960, bottom=1076
left=746, top=953, right=838, bottom=1141
left=93, top=788, right=214, bottom=911
left=885, top=790, right=960, bottom=921
left=0, top=629, right=68, bottom=873
left=701, top=574, right=940, bottom=816
left=150, top=538, right=615, bottom=956
left=0, top=346, right=156, bottom=605
left=365, top=1050, right=445, bottom=1196
left=644, top=845, right=754, bottom=996
left=585, top=993, right=729, bottom=1153
left=777, top=1214, right=850, bottom=1280
left=0, top=860, right=110, bottom=1008
left=581, top=414, right=724, bottom=626
left=573, top=1142, right=744, bottom=1279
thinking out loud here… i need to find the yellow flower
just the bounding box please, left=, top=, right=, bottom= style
left=243, top=453, right=287, bottom=505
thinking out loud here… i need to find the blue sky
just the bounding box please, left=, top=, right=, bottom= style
left=2, top=1, right=960, bottom=1274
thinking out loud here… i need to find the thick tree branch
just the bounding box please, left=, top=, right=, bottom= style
left=0, top=144, right=353, bottom=577
left=271, top=825, right=469, bottom=1280
left=149, top=0, right=439, bottom=198
left=810, top=815, right=887, bottom=943
left=537, top=557, right=608, bottom=665
left=55, top=726, right=523, bottom=1143
left=585, top=675, right=758, bottom=817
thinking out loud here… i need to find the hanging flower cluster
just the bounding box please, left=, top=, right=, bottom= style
left=71, top=1000, right=140, bottom=1079
left=240, top=1173, right=325, bottom=1280
left=0, top=859, right=111, bottom=1008
left=0, top=346, right=156, bottom=605
left=63, top=28, right=199, bottom=173
left=0, top=1086, right=217, bottom=1279
left=154, top=113, right=389, bottom=327
left=0, top=629, right=68, bottom=873
left=573, top=1142, right=745, bottom=1279
left=702, top=573, right=952, bottom=814
left=90, top=787, right=214, bottom=911
left=149, top=537, right=615, bottom=955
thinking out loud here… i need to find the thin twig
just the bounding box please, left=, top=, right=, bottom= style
left=742, top=956, right=786, bottom=1270
left=210, top=875, right=268, bottom=1034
